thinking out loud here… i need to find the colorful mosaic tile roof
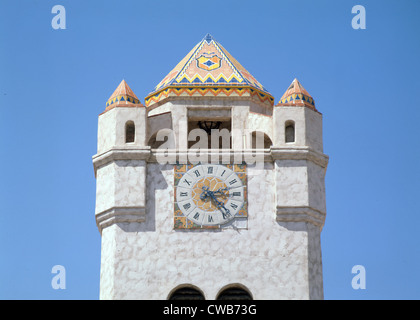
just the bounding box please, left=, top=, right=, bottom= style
left=105, top=79, right=143, bottom=110
left=276, top=78, right=316, bottom=111
left=145, top=34, right=274, bottom=107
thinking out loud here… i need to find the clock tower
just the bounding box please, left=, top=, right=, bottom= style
left=93, top=34, right=328, bottom=300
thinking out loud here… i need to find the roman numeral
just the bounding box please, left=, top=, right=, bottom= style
left=232, top=192, right=241, bottom=197
left=180, top=192, right=188, bottom=197
left=230, top=203, right=238, bottom=210
left=208, top=215, right=214, bottom=223
left=222, top=209, right=231, bottom=220
left=229, top=179, right=237, bottom=185
left=194, top=170, right=200, bottom=177
left=183, top=203, right=191, bottom=210
left=221, top=170, right=226, bottom=176
left=193, top=212, right=200, bottom=220
left=207, top=167, right=213, bottom=174
left=183, top=179, right=191, bottom=186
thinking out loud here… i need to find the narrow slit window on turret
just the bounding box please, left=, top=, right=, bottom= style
left=125, top=121, right=135, bottom=143
left=285, top=121, right=295, bottom=143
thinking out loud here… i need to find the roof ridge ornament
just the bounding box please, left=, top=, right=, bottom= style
left=204, top=33, right=213, bottom=43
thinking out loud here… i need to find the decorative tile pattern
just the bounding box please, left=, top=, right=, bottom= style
left=276, top=78, right=317, bottom=111
left=145, top=34, right=274, bottom=107
left=105, top=80, right=143, bottom=109
left=145, top=86, right=274, bottom=107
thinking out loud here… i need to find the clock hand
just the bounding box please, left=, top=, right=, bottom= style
left=218, top=203, right=232, bottom=219
left=201, top=187, right=232, bottom=219
left=200, top=185, right=210, bottom=200
left=207, top=191, right=231, bottom=219
left=201, top=185, right=228, bottom=199
left=212, top=186, right=231, bottom=195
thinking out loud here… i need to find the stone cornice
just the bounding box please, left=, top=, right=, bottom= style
left=270, top=147, right=329, bottom=168
left=276, top=206, right=326, bottom=230
left=147, top=149, right=273, bottom=164
left=92, top=147, right=152, bottom=176
left=96, top=206, right=146, bottom=234
left=92, top=146, right=328, bottom=174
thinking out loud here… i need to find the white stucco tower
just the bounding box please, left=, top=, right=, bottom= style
left=93, top=34, right=329, bottom=300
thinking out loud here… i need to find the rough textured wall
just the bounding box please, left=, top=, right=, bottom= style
left=99, top=163, right=323, bottom=300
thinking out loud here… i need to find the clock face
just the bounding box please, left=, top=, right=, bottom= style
left=175, top=164, right=246, bottom=227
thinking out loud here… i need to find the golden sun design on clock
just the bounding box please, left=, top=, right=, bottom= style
left=191, top=176, right=229, bottom=212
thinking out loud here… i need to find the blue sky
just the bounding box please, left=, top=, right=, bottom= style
left=0, top=0, right=419, bottom=299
